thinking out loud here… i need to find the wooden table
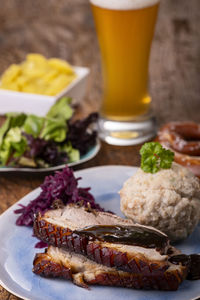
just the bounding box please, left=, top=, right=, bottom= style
left=0, top=0, right=199, bottom=299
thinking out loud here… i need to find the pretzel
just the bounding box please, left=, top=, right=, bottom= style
left=156, top=122, right=200, bottom=178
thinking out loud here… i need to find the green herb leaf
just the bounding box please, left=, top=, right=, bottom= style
left=140, top=142, right=174, bottom=173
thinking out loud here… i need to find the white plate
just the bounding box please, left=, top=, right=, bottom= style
left=0, top=140, right=100, bottom=172
left=0, top=165, right=199, bottom=300
left=0, top=66, right=90, bottom=116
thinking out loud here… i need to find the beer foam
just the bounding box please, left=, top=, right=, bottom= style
left=90, top=0, right=160, bottom=10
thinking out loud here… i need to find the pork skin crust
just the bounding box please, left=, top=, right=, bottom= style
left=33, top=214, right=187, bottom=290
left=33, top=247, right=183, bottom=290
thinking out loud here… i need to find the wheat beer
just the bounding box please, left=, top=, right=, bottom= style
left=91, top=0, right=160, bottom=121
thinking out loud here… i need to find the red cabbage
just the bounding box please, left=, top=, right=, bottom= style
left=14, top=166, right=106, bottom=226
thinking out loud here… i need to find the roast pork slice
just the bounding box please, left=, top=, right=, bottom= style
left=33, top=246, right=186, bottom=291
left=34, top=204, right=187, bottom=282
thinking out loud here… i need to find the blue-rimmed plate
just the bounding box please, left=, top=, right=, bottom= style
left=0, top=165, right=199, bottom=300
left=0, top=140, right=100, bottom=172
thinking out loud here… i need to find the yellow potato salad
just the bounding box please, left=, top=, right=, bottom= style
left=0, top=54, right=77, bottom=96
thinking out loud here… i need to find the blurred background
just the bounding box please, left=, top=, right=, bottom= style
left=0, top=0, right=199, bottom=123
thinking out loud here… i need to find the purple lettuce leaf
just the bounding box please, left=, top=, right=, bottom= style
left=23, top=132, right=68, bottom=166
left=67, top=112, right=98, bottom=155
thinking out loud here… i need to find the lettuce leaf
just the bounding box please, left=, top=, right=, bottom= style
left=0, top=118, right=10, bottom=146
left=46, top=97, right=73, bottom=121
left=40, top=118, right=67, bottom=142
left=23, top=115, right=44, bottom=138
left=0, top=113, right=26, bottom=146
left=6, top=113, right=27, bottom=128
left=60, top=142, right=80, bottom=162
left=0, top=127, right=27, bottom=165
left=23, top=97, right=72, bottom=142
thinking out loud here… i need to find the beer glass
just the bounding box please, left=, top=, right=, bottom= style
left=90, top=0, right=160, bottom=145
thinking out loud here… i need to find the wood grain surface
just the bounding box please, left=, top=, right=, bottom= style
left=0, top=0, right=199, bottom=299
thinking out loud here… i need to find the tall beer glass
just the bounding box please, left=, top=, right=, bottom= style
left=90, top=0, right=160, bottom=145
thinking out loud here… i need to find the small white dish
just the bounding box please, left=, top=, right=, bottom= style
left=0, top=66, right=90, bottom=116
left=0, top=165, right=199, bottom=300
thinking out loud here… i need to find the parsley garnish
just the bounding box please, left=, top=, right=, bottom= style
left=140, top=142, right=174, bottom=173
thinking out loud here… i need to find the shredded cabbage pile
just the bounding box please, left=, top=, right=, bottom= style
left=15, top=166, right=106, bottom=227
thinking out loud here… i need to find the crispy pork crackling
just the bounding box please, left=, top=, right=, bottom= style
left=33, top=246, right=186, bottom=290
left=33, top=204, right=188, bottom=290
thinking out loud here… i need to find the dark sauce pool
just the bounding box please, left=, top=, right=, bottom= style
left=169, top=254, right=200, bottom=280
left=75, top=224, right=169, bottom=251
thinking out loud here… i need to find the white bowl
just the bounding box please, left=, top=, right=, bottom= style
left=0, top=66, right=90, bottom=116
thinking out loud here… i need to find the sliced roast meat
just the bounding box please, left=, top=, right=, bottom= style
left=34, top=204, right=187, bottom=283
left=33, top=246, right=186, bottom=291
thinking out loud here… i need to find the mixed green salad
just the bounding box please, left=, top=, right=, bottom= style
left=0, top=97, right=98, bottom=168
